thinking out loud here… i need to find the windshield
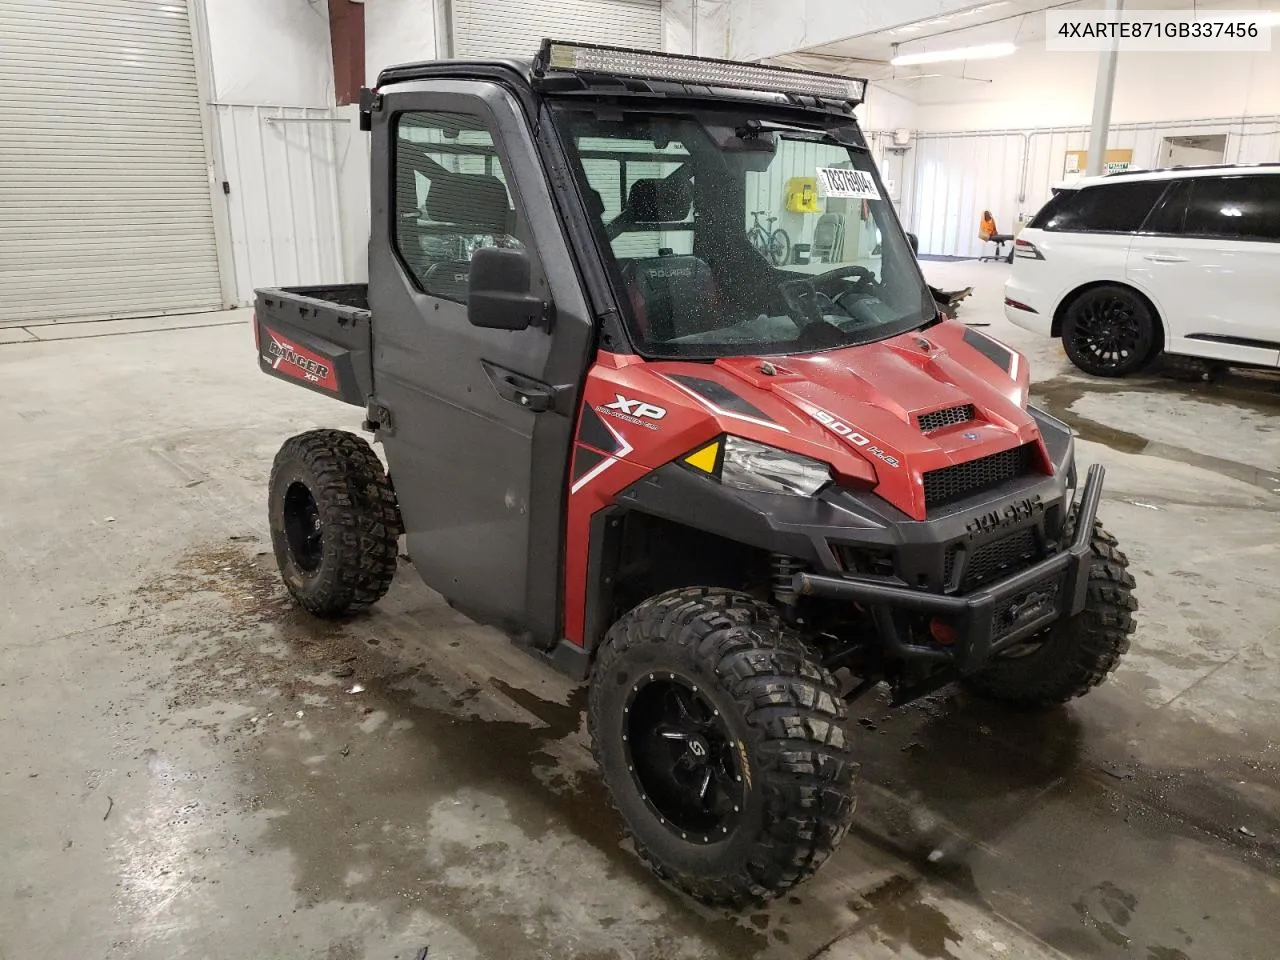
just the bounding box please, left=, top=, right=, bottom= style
left=553, top=108, right=935, bottom=359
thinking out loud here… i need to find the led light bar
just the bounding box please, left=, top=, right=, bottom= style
left=539, top=40, right=867, bottom=104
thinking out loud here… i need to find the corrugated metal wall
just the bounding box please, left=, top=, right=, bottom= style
left=896, top=115, right=1280, bottom=258
left=214, top=105, right=347, bottom=305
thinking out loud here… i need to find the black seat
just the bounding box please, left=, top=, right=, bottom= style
left=619, top=176, right=712, bottom=340
left=623, top=255, right=717, bottom=341
left=406, top=172, right=514, bottom=298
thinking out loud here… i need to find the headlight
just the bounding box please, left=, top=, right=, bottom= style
left=720, top=437, right=831, bottom=496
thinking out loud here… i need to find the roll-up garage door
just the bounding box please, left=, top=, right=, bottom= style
left=452, top=0, right=662, bottom=60
left=0, top=0, right=224, bottom=324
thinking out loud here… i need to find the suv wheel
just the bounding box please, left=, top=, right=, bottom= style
left=1062, top=284, right=1159, bottom=377
left=268, top=429, right=401, bottom=618
left=589, top=587, right=856, bottom=907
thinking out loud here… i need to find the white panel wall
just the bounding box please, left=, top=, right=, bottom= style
left=905, top=133, right=1024, bottom=258
left=901, top=116, right=1280, bottom=258
left=215, top=106, right=348, bottom=304
left=366, top=0, right=438, bottom=84
left=204, top=0, right=334, bottom=107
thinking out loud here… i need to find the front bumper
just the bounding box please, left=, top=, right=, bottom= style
left=795, top=464, right=1105, bottom=673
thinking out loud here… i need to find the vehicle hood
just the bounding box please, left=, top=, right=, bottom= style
left=645, top=321, right=1051, bottom=520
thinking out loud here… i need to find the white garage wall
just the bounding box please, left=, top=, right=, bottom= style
left=198, top=0, right=353, bottom=303
left=366, top=0, right=439, bottom=83
left=890, top=41, right=1280, bottom=257
left=215, top=105, right=348, bottom=303
left=203, top=0, right=334, bottom=107
left=899, top=115, right=1280, bottom=258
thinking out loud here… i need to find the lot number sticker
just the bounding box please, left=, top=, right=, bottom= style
left=816, top=167, right=880, bottom=200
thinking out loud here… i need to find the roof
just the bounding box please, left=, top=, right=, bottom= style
left=1058, top=162, right=1280, bottom=189
left=377, top=58, right=536, bottom=89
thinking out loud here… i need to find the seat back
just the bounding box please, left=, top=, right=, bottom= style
left=622, top=255, right=717, bottom=341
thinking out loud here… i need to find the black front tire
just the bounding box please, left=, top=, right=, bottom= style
left=1062, top=284, right=1159, bottom=377
left=963, top=517, right=1137, bottom=709
left=268, top=429, right=401, bottom=618
left=589, top=587, right=856, bottom=908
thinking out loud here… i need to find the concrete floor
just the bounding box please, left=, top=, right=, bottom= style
left=1, top=263, right=1277, bottom=960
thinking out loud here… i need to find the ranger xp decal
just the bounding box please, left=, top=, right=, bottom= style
left=266, top=331, right=338, bottom=391
left=810, top=409, right=901, bottom=468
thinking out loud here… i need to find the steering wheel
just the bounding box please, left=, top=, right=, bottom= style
left=778, top=278, right=832, bottom=328
left=813, top=265, right=878, bottom=297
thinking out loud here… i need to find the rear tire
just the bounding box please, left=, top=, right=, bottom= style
left=268, top=429, right=401, bottom=618
left=1062, top=284, right=1159, bottom=377
left=589, top=587, right=856, bottom=908
left=963, top=516, right=1137, bottom=709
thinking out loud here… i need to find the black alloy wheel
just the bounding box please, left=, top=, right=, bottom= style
left=589, top=587, right=857, bottom=907
left=282, top=481, right=324, bottom=573
left=1062, top=285, right=1158, bottom=377
left=625, top=674, right=744, bottom=844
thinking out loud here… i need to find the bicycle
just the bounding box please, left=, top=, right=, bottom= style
left=746, top=210, right=791, bottom=266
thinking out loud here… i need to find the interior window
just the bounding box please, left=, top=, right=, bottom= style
left=1183, top=175, right=1280, bottom=242
left=1041, top=180, right=1169, bottom=234
left=393, top=112, right=529, bottom=303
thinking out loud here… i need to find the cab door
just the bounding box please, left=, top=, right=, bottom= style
left=367, top=80, right=594, bottom=642
left=1128, top=174, right=1280, bottom=368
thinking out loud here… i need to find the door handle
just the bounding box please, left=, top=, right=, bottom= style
left=1143, top=254, right=1187, bottom=263
left=481, top=360, right=566, bottom=414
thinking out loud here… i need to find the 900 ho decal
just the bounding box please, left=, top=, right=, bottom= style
left=265, top=330, right=338, bottom=391
left=810, top=409, right=900, bottom=468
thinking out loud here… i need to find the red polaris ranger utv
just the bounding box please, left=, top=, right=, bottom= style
left=254, top=41, right=1137, bottom=906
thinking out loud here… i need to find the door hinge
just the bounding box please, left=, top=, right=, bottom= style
left=358, top=87, right=382, bottom=132
left=363, top=400, right=394, bottom=435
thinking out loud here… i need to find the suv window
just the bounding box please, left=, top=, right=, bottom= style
left=393, top=111, right=532, bottom=302
left=1037, top=180, right=1169, bottom=234
left=1184, top=175, right=1280, bottom=242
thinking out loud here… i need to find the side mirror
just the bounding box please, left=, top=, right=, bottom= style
left=906, top=232, right=919, bottom=255
left=467, top=247, right=547, bottom=331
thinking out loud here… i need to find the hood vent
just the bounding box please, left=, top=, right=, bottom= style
left=917, top=404, right=975, bottom=432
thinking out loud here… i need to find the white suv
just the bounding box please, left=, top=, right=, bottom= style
left=1004, top=164, right=1280, bottom=376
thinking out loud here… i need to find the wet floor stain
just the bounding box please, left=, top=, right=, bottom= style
left=852, top=873, right=964, bottom=959
left=127, top=544, right=770, bottom=960
left=117, top=540, right=1280, bottom=959
left=1072, top=880, right=1138, bottom=948
left=1033, top=374, right=1280, bottom=496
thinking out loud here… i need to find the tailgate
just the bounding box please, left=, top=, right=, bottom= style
left=254, top=285, right=372, bottom=407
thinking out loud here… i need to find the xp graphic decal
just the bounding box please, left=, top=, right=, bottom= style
left=265, top=330, right=338, bottom=391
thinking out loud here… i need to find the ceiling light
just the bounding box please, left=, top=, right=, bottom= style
left=891, top=42, right=1016, bottom=66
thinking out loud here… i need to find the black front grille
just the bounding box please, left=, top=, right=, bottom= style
left=917, top=404, right=975, bottom=432
left=961, top=528, right=1039, bottom=590
left=923, top=444, right=1035, bottom=508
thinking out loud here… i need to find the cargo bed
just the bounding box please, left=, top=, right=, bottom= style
left=254, top=284, right=372, bottom=406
